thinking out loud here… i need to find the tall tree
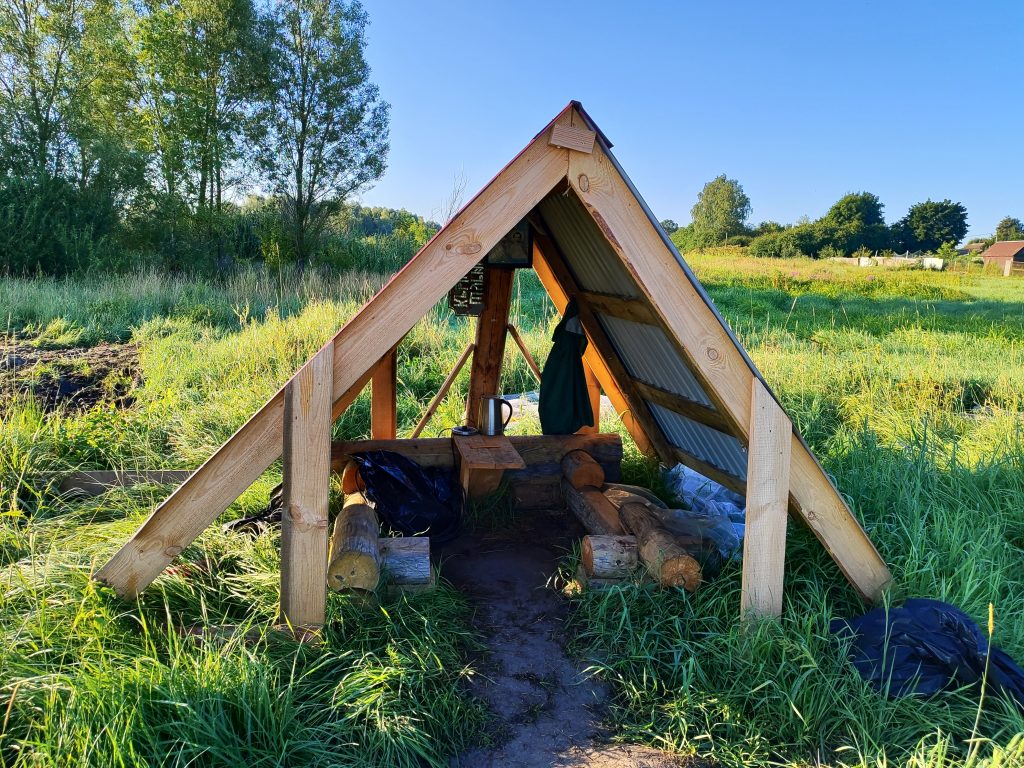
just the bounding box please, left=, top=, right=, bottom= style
left=0, top=0, right=89, bottom=177
left=821, top=192, right=890, bottom=253
left=130, top=0, right=271, bottom=210
left=259, top=0, right=388, bottom=269
left=995, top=216, right=1024, bottom=242
left=690, top=174, right=751, bottom=247
left=894, top=199, right=968, bottom=252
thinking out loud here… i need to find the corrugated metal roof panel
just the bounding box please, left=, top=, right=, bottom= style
left=648, top=402, right=748, bottom=481
left=537, top=193, right=641, bottom=298
left=597, top=315, right=713, bottom=407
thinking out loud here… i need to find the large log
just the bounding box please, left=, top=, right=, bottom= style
left=327, top=492, right=380, bottom=592
left=582, top=535, right=638, bottom=579
left=380, top=537, right=432, bottom=586
left=620, top=502, right=701, bottom=591
left=563, top=479, right=624, bottom=534
left=561, top=450, right=605, bottom=490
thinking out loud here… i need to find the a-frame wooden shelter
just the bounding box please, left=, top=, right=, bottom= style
left=96, top=102, right=891, bottom=625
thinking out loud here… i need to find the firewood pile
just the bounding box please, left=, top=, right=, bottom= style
left=562, top=449, right=714, bottom=591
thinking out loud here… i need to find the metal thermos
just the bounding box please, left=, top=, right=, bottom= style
left=478, top=395, right=513, bottom=436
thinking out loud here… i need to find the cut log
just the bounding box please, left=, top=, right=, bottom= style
left=561, top=450, right=605, bottom=490
left=582, top=534, right=638, bottom=579
left=380, top=537, right=432, bottom=587
left=563, top=479, right=624, bottom=534
left=327, top=492, right=380, bottom=592
left=620, top=502, right=701, bottom=591
left=340, top=460, right=364, bottom=495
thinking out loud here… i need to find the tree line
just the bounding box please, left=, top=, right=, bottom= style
left=663, top=175, right=980, bottom=259
left=0, top=0, right=411, bottom=276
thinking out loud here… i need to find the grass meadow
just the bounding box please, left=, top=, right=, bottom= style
left=1, top=249, right=1023, bottom=766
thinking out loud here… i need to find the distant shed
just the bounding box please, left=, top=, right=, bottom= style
left=981, top=241, right=1024, bottom=273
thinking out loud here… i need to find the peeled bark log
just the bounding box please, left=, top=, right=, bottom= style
left=563, top=479, right=623, bottom=534
left=380, top=537, right=432, bottom=586
left=561, top=450, right=605, bottom=490
left=582, top=534, right=638, bottom=579
left=327, top=492, right=380, bottom=591
left=340, top=461, right=364, bottom=495
left=620, top=502, right=701, bottom=591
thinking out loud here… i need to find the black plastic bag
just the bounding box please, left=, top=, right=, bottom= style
left=832, top=598, right=1024, bottom=707
left=352, top=450, right=462, bottom=543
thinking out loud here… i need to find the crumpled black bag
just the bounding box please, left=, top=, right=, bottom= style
left=351, top=450, right=462, bottom=543
left=831, top=598, right=1024, bottom=706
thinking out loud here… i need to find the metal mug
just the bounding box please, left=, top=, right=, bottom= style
left=478, top=395, right=513, bottom=436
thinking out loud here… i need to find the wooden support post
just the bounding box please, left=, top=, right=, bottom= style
left=279, top=342, right=333, bottom=628
left=411, top=342, right=474, bottom=438
left=371, top=347, right=398, bottom=439
left=578, top=361, right=601, bottom=435
left=466, top=267, right=515, bottom=428
left=740, top=379, right=793, bottom=619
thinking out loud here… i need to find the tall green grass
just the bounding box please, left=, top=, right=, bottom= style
left=1, top=257, right=1023, bottom=766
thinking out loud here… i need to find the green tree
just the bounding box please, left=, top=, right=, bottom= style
left=821, top=192, right=890, bottom=254
left=659, top=218, right=678, bottom=234
left=258, top=0, right=388, bottom=270
left=995, top=216, right=1024, bottom=241
left=0, top=0, right=89, bottom=176
left=894, top=199, right=968, bottom=253
left=690, top=174, right=751, bottom=247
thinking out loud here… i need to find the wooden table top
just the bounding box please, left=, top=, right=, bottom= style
left=452, top=433, right=526, bottom=471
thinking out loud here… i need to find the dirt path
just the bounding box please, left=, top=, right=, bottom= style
left=0, top=335, right=139, bottom=411
left=441, top=509, right=682, bottom=768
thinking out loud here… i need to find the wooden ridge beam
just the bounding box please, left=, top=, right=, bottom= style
left=566, top=107, right=890, bottom=600
left=631, top=380, right=732, bottom=435
left=96, top=107, right=573, bottom=598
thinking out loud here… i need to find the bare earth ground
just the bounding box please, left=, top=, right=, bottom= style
left=441, top=508, right=684, bottom=768
left=0, top=336, right=139, bottom=411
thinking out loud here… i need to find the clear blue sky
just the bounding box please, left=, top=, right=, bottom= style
left=358, top=0, right=1022, bottom=240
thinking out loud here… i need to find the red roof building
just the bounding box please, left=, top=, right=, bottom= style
left=981, top=240, right=1024, bottom=267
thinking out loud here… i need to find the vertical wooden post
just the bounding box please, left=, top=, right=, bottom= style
left=465, top=267, right=515, bottom=428
left=280, top=342, right=333, bottom=628
left=741, top=378, right=793, bottom=619
left=576, top=362, right=602, bottom=435
left=371, top=346, right=398, bottom=439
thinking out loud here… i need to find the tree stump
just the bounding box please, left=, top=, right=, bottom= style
left=327, top=492, right=380, bottom=591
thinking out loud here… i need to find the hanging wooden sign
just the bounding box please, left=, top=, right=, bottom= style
left=448, top=262, right=486, bottom=315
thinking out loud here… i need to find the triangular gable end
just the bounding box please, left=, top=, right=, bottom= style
left=96, top=103, right=890, bottom=613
